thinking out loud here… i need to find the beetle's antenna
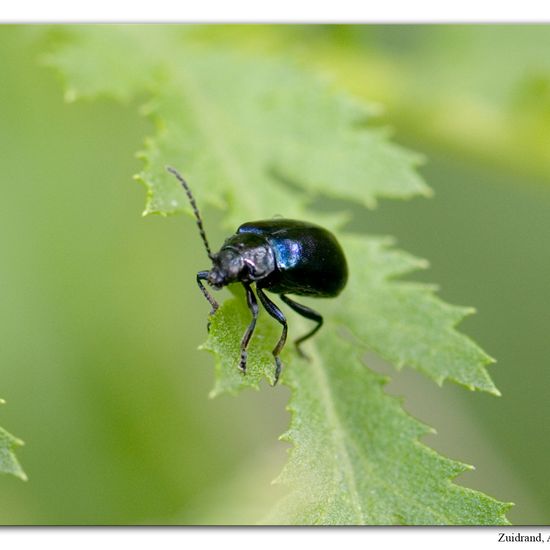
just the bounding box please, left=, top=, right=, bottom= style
left=166, top=166, right=213, bottom=258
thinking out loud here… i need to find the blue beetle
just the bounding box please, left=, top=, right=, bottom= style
left=167, top=166, right=348, bottom=385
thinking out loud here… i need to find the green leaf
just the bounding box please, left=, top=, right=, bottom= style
left=43, top=25, right=509, bottom=524
left=203, top=299, right=510, bottom=524
left=199, top=289, right=280, bottom=396
left=333, top=235, right=499, bottom=394
left=269, top=334, right=509, bottom=525
left=0, top=400, right=26, bottom=481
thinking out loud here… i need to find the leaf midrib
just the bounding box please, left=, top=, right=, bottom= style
left=306, top=338, right=365, bottom=524
left=172, top=59, right=263, bottom=221
left=305, top=330, right=461, bottom=525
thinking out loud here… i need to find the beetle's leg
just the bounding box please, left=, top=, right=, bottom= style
left=257, top=288, right=287, bottom=386
left=240, top=283, right=259, bottom=375
left=280, top=294, right=323, bottom=359
left=197, top=271, right=218, bottom=331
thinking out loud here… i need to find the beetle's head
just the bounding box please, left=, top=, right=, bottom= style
left=207, top=233, right=276, bottom=289
left=207, top=248, right=245, bottom=288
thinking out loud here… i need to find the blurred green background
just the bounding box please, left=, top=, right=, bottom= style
left=0, top=25, right=549, bottom=525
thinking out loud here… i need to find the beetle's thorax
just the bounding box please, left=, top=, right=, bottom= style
left=207, top=233, right=276, bottom=288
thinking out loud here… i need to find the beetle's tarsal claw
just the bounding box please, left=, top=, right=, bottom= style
left=206, top=310, right=217, bottom=333
left=239, top=351, right=247, bottom=374
left=273, top=357, right=282, bottom=386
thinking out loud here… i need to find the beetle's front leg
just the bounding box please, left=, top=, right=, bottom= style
left=240, top=283, right=259, bottom=375
left=197, top=271, right=219, bottom=331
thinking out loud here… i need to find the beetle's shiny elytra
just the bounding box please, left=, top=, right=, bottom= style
left=167, top=166, right=348, bottom=385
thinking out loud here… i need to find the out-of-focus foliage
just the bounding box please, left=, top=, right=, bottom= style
left=45, top=26, right=428, bottom=226
left=187, top=25, right=550, bottom=179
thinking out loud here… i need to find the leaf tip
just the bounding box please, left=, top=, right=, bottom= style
left=422, top=186, right=435, bottom=198
left=207, top=387, right=220, bottom=399
left=278, top=430, right=291, bottom=443
left=361, top=195, right=379, bottom=210
left=417, top=258, right=430, bottom=270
